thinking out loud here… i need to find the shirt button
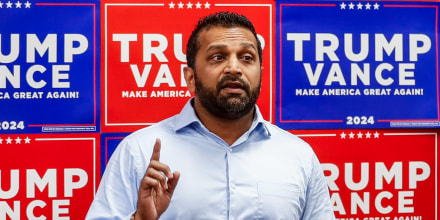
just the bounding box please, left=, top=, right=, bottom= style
left=228, top=148, right=233, bottom=153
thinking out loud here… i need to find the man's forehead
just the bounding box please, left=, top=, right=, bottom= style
left=198, top=26, right=258, bottom=49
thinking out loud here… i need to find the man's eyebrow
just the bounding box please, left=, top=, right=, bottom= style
left=240, top=42, right=258, bottom=51
left=205, top=42, right=258, bottom=53
left=206, top=44, right=227, bottom=52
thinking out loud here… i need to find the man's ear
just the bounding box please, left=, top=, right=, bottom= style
left=184, top=66, right=196, bottom=93
left=259, top=66, right=264, bottom=93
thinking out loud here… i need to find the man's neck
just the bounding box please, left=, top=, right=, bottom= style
left=193, top=99, right=255, bottom=146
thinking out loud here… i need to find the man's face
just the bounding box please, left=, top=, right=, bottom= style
left=188, top=26, right=262, bottom=120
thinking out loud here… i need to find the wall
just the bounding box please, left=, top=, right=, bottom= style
left=0, top=0, right=438, bottom=219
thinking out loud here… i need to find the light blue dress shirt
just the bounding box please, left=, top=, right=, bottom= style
left=86, top=99, right=335, bottom=220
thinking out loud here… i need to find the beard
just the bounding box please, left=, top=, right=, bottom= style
left=194, top=74, right=261, bottom=120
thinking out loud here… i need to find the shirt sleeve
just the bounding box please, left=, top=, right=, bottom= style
left=301, top=154, right=336, bottom=220
left=85, top=138, right=141, bottom=220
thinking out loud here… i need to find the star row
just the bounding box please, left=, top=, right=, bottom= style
left=340, top=131, right=380, bottom=139
left=340, top=2, right=380, bottom=10
left=0, top=136, right=32, bottom=144
left=169, top=1, right=210, bottom=9
left=0, top=0, right=31, bottom=8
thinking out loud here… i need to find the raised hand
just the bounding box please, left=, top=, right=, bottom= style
left=135, top=138, right=180, bottom=220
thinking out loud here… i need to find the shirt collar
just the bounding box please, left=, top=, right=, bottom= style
left=174, top=98, right=271, bottom=137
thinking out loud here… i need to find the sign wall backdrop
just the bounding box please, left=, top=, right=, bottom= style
left=0, top=0, right=438, bottom=219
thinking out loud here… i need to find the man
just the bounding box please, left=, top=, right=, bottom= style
left=86, top=12, right=335, bottom=219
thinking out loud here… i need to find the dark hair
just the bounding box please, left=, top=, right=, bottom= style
left=186, top=11, right=263, bottom=70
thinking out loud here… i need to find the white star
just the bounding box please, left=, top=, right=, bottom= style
left=374, top=131, right=380, bottom=138
left=349, top=132, right=355, bottom=139
left=356, top=2, right=363, bottom=10
left=169, top=1, right=175, bottom=8
left=0, top=1, right=3, bottom=8
left=357, top=132, right=363, bottom=139
left=0, top=137, right=3, bottom=144
left=6, top=1, right=13, bottom=8
left=15, top=0, right=21, bottom=8
left=365, top=3, right=372, bottom=10
left=348, top=2, right=355, bottom=9
left=365, top=132, right=372, bottom=138
left=195, top=2, right=202, bottom=9
left=24, top=136, right=31, bottom=144
left=373, top=3, right=380, bottom=10
left=15, top=137, right=22, bottom=144
left=6, top=137, right=12, bottom=144
left=204, top=2, right=210, bottom=9
left=340, top=132, right=347, bottom=139
left=187, top=2, right=193, bottom=9
left=178, top=1, right=184, bottom=8
left=340, top=2, right=346, bottom=9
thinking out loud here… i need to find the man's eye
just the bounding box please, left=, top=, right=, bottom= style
left=211, top=54, right=224, bottom=61
left=242, top=55, right=254, bottom=62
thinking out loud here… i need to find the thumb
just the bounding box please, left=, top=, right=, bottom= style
left=167, top=171, right=180, bottom=195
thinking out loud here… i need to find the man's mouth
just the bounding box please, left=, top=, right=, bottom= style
left=222, top=81, right=244, bottom=89
left=221, top=81, right=245, bottom=93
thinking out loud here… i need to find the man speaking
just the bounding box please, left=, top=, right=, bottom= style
left=86, top=12, right=335, bottom=220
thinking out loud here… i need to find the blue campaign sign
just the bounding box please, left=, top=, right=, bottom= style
left=0, top=0, right=99, bottom=133
left=276, top=1, right=439, bottom=129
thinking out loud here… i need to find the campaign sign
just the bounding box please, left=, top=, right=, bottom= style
left=277, top=1, right=439, bottom=129
left=0, top=133, right=100, bottom=219
left=100, top=133, right=127, bottom=176
left=102, top=0, right=274, bottom=133
left=293, top=129, right=438, bottom=220
left=0, top=0, right=99, bottom=134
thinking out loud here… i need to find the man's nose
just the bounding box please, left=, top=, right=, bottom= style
left=224, top=56, right=242, bottom=75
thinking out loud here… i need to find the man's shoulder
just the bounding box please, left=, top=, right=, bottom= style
left=263, top=121, right=306, bottom=141
left=129, top=116, right=176, bottom=137
left=260, top=121, right=315, bottom=153
left=115, top=116, right=178, bottom=151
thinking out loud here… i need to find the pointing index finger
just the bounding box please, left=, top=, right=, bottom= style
left=150, top=138, right=161, bottom=161
left=149, top=138, right=173, bottom=179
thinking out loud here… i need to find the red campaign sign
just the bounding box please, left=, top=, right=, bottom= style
left=0, top=133, right=100, bottom=220
left=293, top=129, right=438, bottom=220
left=101, top=0, right=275, bottom=133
